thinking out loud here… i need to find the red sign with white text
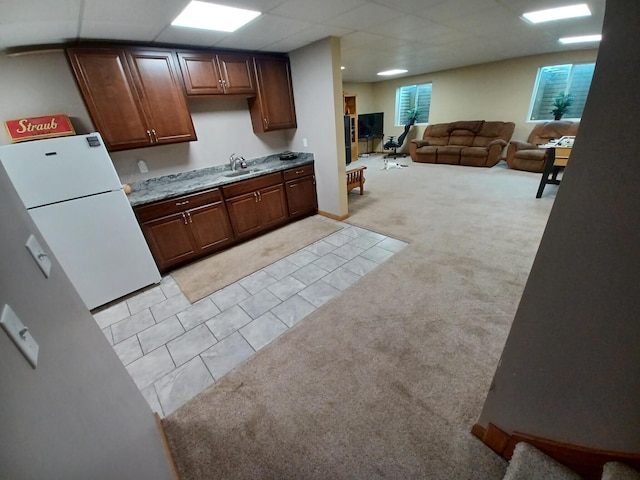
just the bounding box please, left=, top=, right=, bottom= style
left=5, top=114, right=75, bottom=142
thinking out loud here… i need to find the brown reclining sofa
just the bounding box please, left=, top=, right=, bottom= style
left=410, top=120, right=515, bottom=167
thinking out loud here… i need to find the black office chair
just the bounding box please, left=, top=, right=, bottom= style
left=383, top=120, right=412, bottom=159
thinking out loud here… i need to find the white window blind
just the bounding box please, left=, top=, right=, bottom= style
left=395, top=83, right=432, bottom=125
left=529, top=63, right=595, bottom=121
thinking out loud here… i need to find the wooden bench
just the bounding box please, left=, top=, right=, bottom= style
left=346, top=166, right=367, bottom=195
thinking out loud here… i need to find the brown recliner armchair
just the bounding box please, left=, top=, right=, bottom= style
left=506, top=121, right=579, bottom=172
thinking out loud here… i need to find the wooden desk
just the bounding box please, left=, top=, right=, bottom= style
left=536, top=146, right=572, bottom=198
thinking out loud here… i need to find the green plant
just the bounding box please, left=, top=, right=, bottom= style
left=406, top=107, right=420, bottom=124
left=551, top=93, right=574, bottom=120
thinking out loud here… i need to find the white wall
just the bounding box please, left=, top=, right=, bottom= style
left=478, top=0, right=640, bottom=451
left=289, top=37, right=347, bottom=218
left=0, top=164, right=174, bottom=479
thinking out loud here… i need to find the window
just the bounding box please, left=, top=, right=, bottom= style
left=528, top=63, right=595, bottom=121
left=395, top=83, right=432, bottom=125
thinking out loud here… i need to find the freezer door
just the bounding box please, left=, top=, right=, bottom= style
left=28, top=189, right=161, bottom=310
left=0, top=133, right=122, bottom=209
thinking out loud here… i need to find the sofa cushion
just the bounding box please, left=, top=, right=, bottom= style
left=449, top=129, right=475, bottom=146
left=429, top=123, right=450, bottom=137
left=416, top=145, right=438, bottom=155
left=427, top=136, right=449, bottom=146
left=448, top=120, right=483, bottom=133
left=423, top=123, right=450, bottom=145
left=472, top=121, right=505, bottom=146
left=461, top=146, right=490, bottom=157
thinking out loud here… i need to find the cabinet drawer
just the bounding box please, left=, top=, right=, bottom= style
left=283, top=164, right=314, bottom=181
left=135, top=188, right=222, bottom=222
left=222, top=172, right=283, bottom=198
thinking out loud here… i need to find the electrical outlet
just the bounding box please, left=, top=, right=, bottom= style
left=137, top=159, right=148, bottom=173
left=303, top=138, right=309, bottom=147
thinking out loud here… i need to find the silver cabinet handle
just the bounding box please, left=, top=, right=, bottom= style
left=186, top=211, right=193, bottom=223
left=151, top=129, right=158, bottom=143
left=254, top=192, right=258, bottom=202
left=146, top=130, right=152, bottom=143
left=181, top=212, right=188, bottom=225
left=257, top=191, right=262, bottom=202
left=175, top=200, right=189, bottom=206
left=295, top=170, right=304, bottom=174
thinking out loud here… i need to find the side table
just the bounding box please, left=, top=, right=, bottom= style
left=536, top=146, right=572, bottom=198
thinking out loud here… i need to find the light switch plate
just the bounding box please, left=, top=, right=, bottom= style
left=25, top=234, right=51, bottom=278
left=1, top=304, right=39, bottom=368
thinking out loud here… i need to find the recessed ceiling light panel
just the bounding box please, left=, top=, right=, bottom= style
left=377, top=69, right=408, bottom=76
left=522, top=3, right=591, bottom=24
left=171, top=1, right=261, bottom=32
left=559, top=34, right=602, bottom=44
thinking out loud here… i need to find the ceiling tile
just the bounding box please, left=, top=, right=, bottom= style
left=214, top=14, right=311, bottom=50
left=270, top=0, right=366, bottom=23
left=326, top=3, right=404, bottom=30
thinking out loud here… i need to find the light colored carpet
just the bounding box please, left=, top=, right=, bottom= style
left=172, top=215, right=342, bottom=303
left=162, top=156, right=556, bottom=479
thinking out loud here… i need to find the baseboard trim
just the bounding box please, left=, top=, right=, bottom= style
left=155, top=412, right=181, bottom=480
left=318, top=210, right=349, bottom=221
left=472, top=423, right=640, bottom=480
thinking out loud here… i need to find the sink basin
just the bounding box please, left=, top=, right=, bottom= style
left=224, top=169, right=260, bottom=178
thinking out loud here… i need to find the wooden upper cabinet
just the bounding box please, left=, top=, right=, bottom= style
left=67, top=47, right=153, bottom=150
left=177, top=51, right=255, bottom=96
left=67, top=47, right=196, bottom=151
left=126, top=49, right=196, bottom=146
left=249, top=56, right=297, bottom=133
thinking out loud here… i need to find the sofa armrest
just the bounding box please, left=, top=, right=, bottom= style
left=411, top=139, right=430, bottom=147
left=487, top=139, right=507, bottom=148
left=510, top=140, right=537, bottom=151
left=506, top=140, right=541, bottom=168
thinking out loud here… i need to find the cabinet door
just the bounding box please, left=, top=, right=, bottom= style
left=187, top=202, right=234, bottom=252
left=217, top=53, right=255, bottom=95
left=226, top=192, right=262, bottom=238
left=66, top=47, right=153, bottom=151
left=286, top=176, right=317, bottom=217
left=249, top=56, right=297, bottom=132
left=258, top=184, right=288, bottom=228
left=177, top=52, right=224, bottom=95
left=141, top=213, right=196, bottom=271
left=126, top=49, right=197, bottom=145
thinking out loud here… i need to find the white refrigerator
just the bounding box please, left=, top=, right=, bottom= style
left=0, top=132, right=161, bottom=310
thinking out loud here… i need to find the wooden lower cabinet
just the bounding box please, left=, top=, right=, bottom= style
left=225, top=184, right=288, bottom=239
left=134, top=189, right=233, bottom=272
left=135, top=165, right=316, bottom=272
left=283, top=165, right=317, bottom=217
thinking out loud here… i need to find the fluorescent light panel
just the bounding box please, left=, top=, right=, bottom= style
left=377, top=69, right=408, bottom=76
left=559, top=34, right=602, bottom=44
left=172, top=1, right=261, bottom=32
left=523, top=3, right=591, bottom=23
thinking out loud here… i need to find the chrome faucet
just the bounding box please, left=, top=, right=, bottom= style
left=229, top=153, right=241, bottom=171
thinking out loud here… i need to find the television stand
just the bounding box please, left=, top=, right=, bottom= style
left=358, top=135, right=383, bottom=154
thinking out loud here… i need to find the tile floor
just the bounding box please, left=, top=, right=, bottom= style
left=93, top=219, right=407, bottom=417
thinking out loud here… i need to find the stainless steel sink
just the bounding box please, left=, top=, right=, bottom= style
left=224, top=169, right=260, bottom=178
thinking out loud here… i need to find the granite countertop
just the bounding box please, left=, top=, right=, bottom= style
left=127, top=152, right=314, bottom=207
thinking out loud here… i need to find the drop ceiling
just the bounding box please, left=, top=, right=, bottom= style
left=0, top=0, right=605, bottom=83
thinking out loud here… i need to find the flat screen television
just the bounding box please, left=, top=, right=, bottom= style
left=358, top=112, right=384, bottom=139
